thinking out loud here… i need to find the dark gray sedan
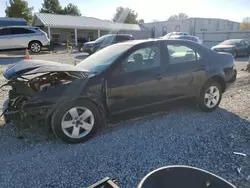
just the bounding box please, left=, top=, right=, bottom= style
left=2, top=39, right=237, bottom=143
left=211, top=39, right=250, bottom=58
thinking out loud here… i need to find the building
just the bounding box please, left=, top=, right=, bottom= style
left=142, top=20, right=191, bottom=38
left=32, top=13, right=149, bottom=45
left=142, top=18, right=240, bottom=38
left=0, top=17, right=27, bottom=27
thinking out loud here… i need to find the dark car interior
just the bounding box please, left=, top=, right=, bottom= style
left=122, top=48, right=160, bottom=73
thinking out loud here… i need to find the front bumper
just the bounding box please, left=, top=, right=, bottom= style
left=2, top=99, right=51, bottom=124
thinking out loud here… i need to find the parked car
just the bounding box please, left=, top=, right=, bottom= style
left=83, top=34, right=134, bottom=55
left=211, top=39, right=250, bottom=58
left=0, top=26, right=50, bottom=53
left=169, top=35, right=203, bottom=44
left=1, top=39, right=237, bottom=143
left=162, top=32, right=203, bottom=44
left=162, top=32, right=189, bottom=39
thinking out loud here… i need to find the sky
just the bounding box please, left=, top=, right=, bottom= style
left=0, top=0, right=249, bottom=22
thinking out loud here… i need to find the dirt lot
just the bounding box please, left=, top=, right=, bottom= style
left=0, top=53, right=250, bottom=187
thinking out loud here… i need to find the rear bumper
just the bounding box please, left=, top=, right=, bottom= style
left=225, top=69, right=237, bottom=91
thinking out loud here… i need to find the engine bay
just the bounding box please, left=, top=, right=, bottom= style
left=3, top=72, right=83, bottom=112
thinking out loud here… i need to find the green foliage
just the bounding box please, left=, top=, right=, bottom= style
left=5, top=0, right=34, bottom=24
left=113, top=7, right=144, bottom=24
left=168, top=13, right=188, bottom=21
left=40, top=0, right=62, bottom=14
left=62, top=3, right=81, bottom=16
left=240, top=17, right=250, bottom=30
left=40, top=0, right=81, bottom=16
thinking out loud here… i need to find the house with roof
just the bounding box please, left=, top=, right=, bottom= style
left=0, top=17, right=27, bottom=27
left=32, top=13, right=150, bottom=45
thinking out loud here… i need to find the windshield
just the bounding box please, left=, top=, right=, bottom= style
left=95, top=35, right=111, bottom=43
left=220, top=40, right=240, bottom=45
left=76, top=43, right=132, bottom=73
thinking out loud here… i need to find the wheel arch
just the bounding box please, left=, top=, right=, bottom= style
left=28, top=40, right=42, bottom=48
left=201, top=75, right=226, bottom=93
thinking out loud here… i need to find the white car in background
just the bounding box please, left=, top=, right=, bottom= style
left=0, top=26, right=50, bottom=53
left=162, top=32, right=203, bottom=44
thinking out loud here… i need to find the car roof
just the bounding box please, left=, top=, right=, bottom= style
left=0, top=25, right=37, bottom=29
left=117, top=38, right=201, bottom=46
left=223, top=39, right=243, bottom=42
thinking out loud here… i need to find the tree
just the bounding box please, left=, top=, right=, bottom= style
left=5, top=0, right=34, bottom=24
left=62, top=3, right=81, bottom=16
left=113, top=7, right=144, bottom=24
left=168, top=13, right=188, bottom=21
left=240, top=17, right=250, bottom=30
left=40, top=0, right=63, bottom=14
left=40, top=0, right=82, bottom=16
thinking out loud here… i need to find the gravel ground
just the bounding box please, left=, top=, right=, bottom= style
left=0, top=55, right=250, bottom=188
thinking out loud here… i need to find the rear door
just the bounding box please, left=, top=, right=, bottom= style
left=237, top=40, right=247, bottom=55
left=243, top=40, right=250, bottom=55
left=0, top=28, right=12, bottom=49
left=161, top=41, right=207, bottom=98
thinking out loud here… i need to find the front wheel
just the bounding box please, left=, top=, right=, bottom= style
left=197, top=81, right=222, bottom=112
left=51, top=100, right=102, bottom=143
left=232, top=50, right=237, bottom=58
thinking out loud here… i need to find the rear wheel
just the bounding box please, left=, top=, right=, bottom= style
left=51, top=100, right=102, bottom=143
left=197, top=81, right=222, bottom=112
left=29, top=41, right=42, bottom=53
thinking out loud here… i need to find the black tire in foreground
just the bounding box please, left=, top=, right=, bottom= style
left=197, top=80, right=222, bottom=112
left=29, top=41, right=42, bottom=53
left=51, top=100, right=102, bottom=144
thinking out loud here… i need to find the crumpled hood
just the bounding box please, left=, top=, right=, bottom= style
left=3, top=59, right=86, bottom=80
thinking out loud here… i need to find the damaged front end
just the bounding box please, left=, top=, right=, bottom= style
left=1, top=60, right=88, bottom=130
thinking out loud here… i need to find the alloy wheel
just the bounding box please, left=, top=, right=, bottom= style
left=61, top=107, right=94, bottom=139
left=204, top=86, right=220, bottom=108
left=31, top=43, right=41, bottom=53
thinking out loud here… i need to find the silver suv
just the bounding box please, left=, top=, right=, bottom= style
left=0, top=26, right=50, bottom=53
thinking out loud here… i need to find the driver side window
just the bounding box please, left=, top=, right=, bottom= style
left=121, top=46, right=161, bottom=73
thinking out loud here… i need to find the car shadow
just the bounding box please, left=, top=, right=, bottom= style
left=235, top=57, right=249, bottom=62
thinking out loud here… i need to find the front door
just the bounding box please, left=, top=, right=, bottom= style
left=161, top=41, right=207, bottom=98
left=106, top=43, right=164, bottom=114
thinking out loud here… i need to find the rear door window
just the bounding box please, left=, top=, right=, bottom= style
left=167, top=44, right=201, bottom=64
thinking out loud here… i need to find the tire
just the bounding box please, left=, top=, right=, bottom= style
left=29, top=41, right=42, bottom=53
left=232, top=50, right=237, bottom=58
left=197, top=81, right=222, bottom=112
left=51, top=100, right=102, bottom=144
